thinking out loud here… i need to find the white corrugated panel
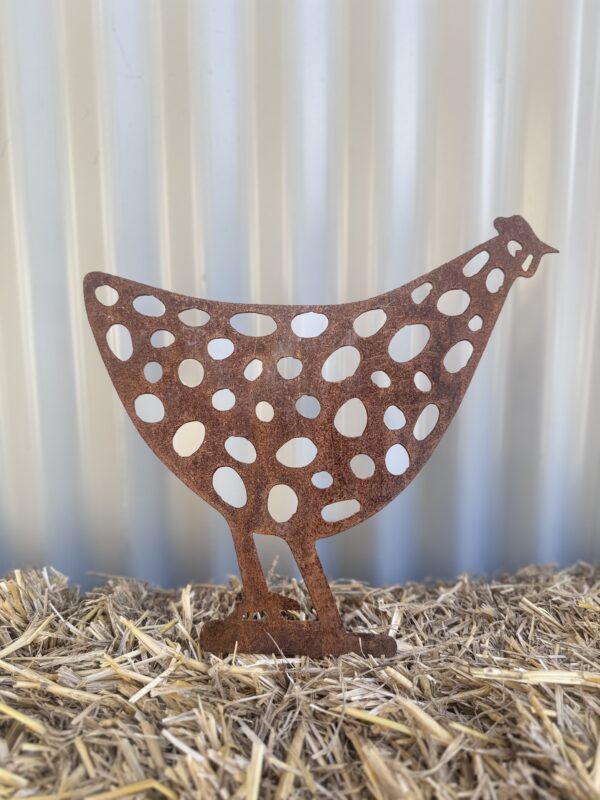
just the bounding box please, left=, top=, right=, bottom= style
left=0, top=0, right=599, bottom=589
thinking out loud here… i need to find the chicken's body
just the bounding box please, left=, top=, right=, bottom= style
left=84, top=215, right=556, bottom=656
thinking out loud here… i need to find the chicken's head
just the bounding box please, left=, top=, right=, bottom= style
left=493, top=215, right=558, bottom=278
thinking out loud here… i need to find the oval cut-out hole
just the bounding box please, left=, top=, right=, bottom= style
left=322, top=499, right=360, bottom=523
left=322, top=346, right=361, bottom=382
left=230, top=312, right=276, bottom=337
left=225, top=436, right=256, bottom=464
left=268, top=484, right=298, bottom=523
left=95, top=285, right=118, bottom=306
left=385, top=444, right=410, bottom=475
left=414, top=404, right=440, bottom=441
left=486, top=268, right=505, bottom=293
left=507, top=239, right=522, bottom=257
left=468, top=315, right=483, bottom=332
left=384, top=405, right=406, bottom=430
left=106, top=324, right=133, bottom=361
left=256, top=401, right=274, bottom=422
left=371, top=370, right=391, bottom=388
left=276, top=437, right=317, bottom=468
left=213, top=466, right=247, bottom=508
left=388, top=324, right=430, bottom=363
left=133, top=295, right=165, bottom=317
left=134, top=393, right=164, bottom=423
left=173, top=421, right=205, bottom=457
left=411, top=282, right=432, bottom=304
left=212, top=389, right=235, bottom=411
left=151, top=330, right=175, bottom=348
left=144, top=362, right=162, bottom=383
left=277, top=356, right=302, bottom=380
left=444, top=340, right=474, bottom=373
left=334, top=398, right=367, bottom=438
left=350, top=454, right=375, bottom=479
left=522, top=254, right=534, bottom=272
left=312, top=471, right=333, bottom=489
left=244, top=359, right=263, bottom=381
left=463, top=250, right=489, bottom=277
left=178, top=359, right=204, bottom=388
left=353, top=308, right=387, bottom=337
left=208, top=338, right=234, bottom=360
left=437, top=289, right=470, bottom=316
left=414, top=371, right=432, bottom=392
left=291, top=312, right=328, bottom=338
left=179, top=308, right=210, bottom=327
left=295, top=395, right=320, bottom=419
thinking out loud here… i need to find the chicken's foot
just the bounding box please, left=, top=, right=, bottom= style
left=200, top=533, right=396, bottom=657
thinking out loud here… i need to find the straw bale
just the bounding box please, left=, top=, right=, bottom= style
left=0, top=563, right=599, bottom=798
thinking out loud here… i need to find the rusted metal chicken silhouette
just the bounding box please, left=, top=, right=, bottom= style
left=84, top=215, right=556, bottom=657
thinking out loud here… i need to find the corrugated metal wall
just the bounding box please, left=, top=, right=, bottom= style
left=1, top=0, right=599, bottom=589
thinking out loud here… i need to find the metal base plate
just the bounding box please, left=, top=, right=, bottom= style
left=200, top=617, right=396, bottom=658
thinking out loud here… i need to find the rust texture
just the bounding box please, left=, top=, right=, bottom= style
left=83, top=215, right=557, bottom=657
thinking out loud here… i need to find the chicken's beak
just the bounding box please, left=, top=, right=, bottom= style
left=521, top=239, right=559, bottom=278
left=539, top=242, right=559, bottom=256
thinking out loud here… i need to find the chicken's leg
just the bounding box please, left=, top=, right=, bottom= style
left=200, top=529, right=396, bottom=657
left=232, top=531, right=301, bottom=617
left=287, top=539, right=342, bottom=627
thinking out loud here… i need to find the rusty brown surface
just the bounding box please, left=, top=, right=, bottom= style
left=83, top=215, right=556, bottom=657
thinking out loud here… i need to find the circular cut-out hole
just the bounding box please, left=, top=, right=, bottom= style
left=350, top=454, right=375, bottom=479
left=312, top=471, right=333, bottom=489
left=212, top=389, right=235, bottom=411
left=179, top=308, right=210, bottom=327
left=207, top=338, right=234, bottom=360
left=486, top=268, right=505, bottom=293
left=444, top=341, right=474, bottom=373
left=268, top=484, right=298, bottom=523
left=291, top=312, right=328, bottom=338
left=463, top=250, right=489, bottom=277
left=295, top=395, right=320, bottom=419
left=384, top=405, right=406, bottom=430
left=437, top=289, right=470, bottom=316
left=213, top=466, right=247, bottom=508
left=134, top=393, right=164, bottom=423
left=468, top=315, right=483, bottom=332
left=353, top=308, right=387, bottom=337
left=95, top=285, right=118, bottom=306
left=414, top=404, right=440, bottom=441
left=144, top=362, right=162, bottom=383
left=244, top=359, right=263, bottom=381
left=522, top=254, right=534, bottom=272
left=230, top=312, right=277, bottom=337
left=151, top=330, right=175, bottom=348
left=173, top=421, right=205, bottom=457
left=106, top=324, right=133, bottom=361
left=321, top=499, right=360, bottom=523
left=507, top=239, right=522, bottom=257
left=178, top=358, right=204, bottom=388
left=388, top=324, right=430, bottom=363
left=322, top=346, right=361, bottom=383
left=411, top=282, right=432, bottom=304
left=371, top=370, right=391, bottom=388
left=385, top=444, right=410, bottom=475
left=276, top=437, right=317, bottom=469
left=334, top=398, right=367, bottom=438
left=277, top=356, right=302, bottom=379
left=256, top=401, right=274, bottom=422
left=414, top=371, right=432, bottom=392
left=133, top=295, right=165, bottom=317
left=225, top=436, right=256, bottom=464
